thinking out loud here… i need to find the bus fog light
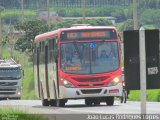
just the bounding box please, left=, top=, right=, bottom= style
left=109, top=89, right=119, bottom=93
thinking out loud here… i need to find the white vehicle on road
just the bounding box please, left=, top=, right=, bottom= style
left=0, top=58, right=22, bottom=100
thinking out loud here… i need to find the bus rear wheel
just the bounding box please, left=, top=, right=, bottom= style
left=42, top=99, right=50, bottom=106
left=50, top=99, right=56, bottom=106
left=40, top=83, right=49, bottom=106
left=106, top=97, right=114, bottom=106
left=56, top=99, right=65, bottom=107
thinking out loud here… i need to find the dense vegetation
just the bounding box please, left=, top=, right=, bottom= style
left=0, top=108, right=47, bottom=120
left=1, top=0, right=160, bottom=9
left=0, top=0, right=159, bottom=27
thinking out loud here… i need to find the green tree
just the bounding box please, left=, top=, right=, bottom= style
left=86, top=18, right=113, bottom=26
left=55, top=18, right=113, bottom=29
left=14, top=18, right=113, bottom=52
left=141, top=9, right=160, bottom=28
left=119, top=19, right=134, bottom=31
left=14, top=20, right=48, bottom=52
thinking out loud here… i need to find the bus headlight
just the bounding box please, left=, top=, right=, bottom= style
left=107, top=77, right=121, bottom=87
left=16, top=89, right=21, bottom=95
left=17, top=91, right=21, bottom=95
left=63, top=80, right=75, bottom=88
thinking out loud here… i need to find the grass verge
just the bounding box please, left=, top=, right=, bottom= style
left=128, top=89, right=160, bottom=102
left=21, top=63, right=37, bottom=99
left=0, top=108, right=47, bottom=120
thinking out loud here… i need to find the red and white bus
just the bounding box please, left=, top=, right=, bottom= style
left=33, top=25, right=123, bottom=107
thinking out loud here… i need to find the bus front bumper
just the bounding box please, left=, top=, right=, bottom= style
left=59, top=83, right=122, bottom=99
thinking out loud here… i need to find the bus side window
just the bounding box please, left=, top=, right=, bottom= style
left=42, top=42, right=45, bottom=52
left=39, top=41, right=45, bottom=64
left=53, top=39, right=58, bottom=62
left=48, top=39, right=55, bottom=62
left=33, top=44, right=37, bottom=65
left=49, top=39, right=54, bottom=51
left=39, top=42, right=41, bottom=52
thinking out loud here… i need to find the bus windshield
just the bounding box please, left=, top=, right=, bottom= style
left=0, top=67, right=21, bottom=80
left=60, top=41, right=119, bottom=74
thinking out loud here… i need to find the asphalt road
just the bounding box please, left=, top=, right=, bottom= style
left=0, top=100, right=160, bottom=120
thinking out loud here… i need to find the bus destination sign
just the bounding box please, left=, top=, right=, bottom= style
left=60, top=29, right=117, bottom=41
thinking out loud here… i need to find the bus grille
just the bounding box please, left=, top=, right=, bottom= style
left=73, top=76, right=108, bottom=82
left=81, top=89, right=102, bottom=94
left=78, top=83, right=104, bottom=87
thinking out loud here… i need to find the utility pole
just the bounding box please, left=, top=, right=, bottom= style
left=21, top=0, right=24, bottom=22
left=0, top=11, right=2, bottom=57
left=20, top=0, right=25, bottom=66
left=82, top=0, right=86, bottom=24
left=47, top=0, right=50, bottom=30
left=139, top=27, right=146, bottom=114
left=9, top=18, right=13, bottom=58
left=0, top=11, right=2, bottom=42
left=0, top=6, right=4, bottom=57
left=133, top=0, right=138, bottom=30
left=0, top=6, right=4, bottom=43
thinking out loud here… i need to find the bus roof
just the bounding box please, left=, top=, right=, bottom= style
left=34, top=30, right=59, bottom=42
left=34, top=26, right=117, bottom=42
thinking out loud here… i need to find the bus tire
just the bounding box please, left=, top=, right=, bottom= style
left=42, top=99, right=49, bottom=106
left=106, top=97, right=114, bottom=106
left=56, top=99, right=65, bottom=107
left=50, top=99, right=56, bottom=106
left=40, top=83, right=49, bottom=106
left=93, top=100, right=100, bottom=105
left=85, top=99, right=92, bottom=106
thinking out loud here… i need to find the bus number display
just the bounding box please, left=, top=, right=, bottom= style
left=67, top=32, right=77, bottom=39
left=67, top=32, right=106, bottom=39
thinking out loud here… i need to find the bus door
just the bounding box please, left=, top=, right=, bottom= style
left=37, top=47, right=41, bottom=98
left=45, top=44, right=50, bottom=99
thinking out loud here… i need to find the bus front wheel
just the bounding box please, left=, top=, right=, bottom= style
left=85, top=99, right=92, bottom=106
left=106, top=97, right=114, bottom=106
left=94, top=100, right=100, bottom=105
